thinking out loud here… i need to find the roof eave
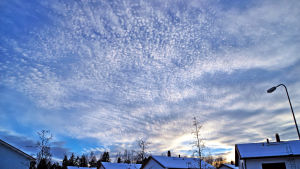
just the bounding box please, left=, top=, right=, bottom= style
left=240, top=154, right=300, bottom=160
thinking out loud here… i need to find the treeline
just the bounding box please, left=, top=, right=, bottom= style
left=61, top=151, right=110, bottom=168
left=30, top=151, right=110, bottom=169
left=31, top=147, right=148, bottom=169
left=60, top=147, right=148, bottom=168
left=30, top=130, right=150, bottom=169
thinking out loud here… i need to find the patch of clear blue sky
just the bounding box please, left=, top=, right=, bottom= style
left=0, top=0, right=50, bottom=39
left=0, top=86, right=37, bottom=134
left=216, top=0, right=256, bottom=11
left=60, top=136, right=105, bottom=156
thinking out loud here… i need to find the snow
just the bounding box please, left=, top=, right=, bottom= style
left=236, top=140, right=300, bottom=159
left=152, top=156, right=215, bottom=169
left=101, top=162, right=142, bottom=169
left=67, top=167, right=96, bottom=169
left=222, top=164, right=238, bottom=169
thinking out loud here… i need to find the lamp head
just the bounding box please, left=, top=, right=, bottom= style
left=267, top=86, right=277, bottom=93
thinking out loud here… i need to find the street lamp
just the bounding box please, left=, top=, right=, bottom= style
left=267, top=84, right=300, bottom=140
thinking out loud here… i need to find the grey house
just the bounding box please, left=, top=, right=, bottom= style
left=0, top=139, right=35, bottom=169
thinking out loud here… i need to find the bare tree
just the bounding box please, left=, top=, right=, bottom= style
left=36, top=130, right=52, bottom=168
left=136, top=138, right=150, bottom=163
left=36, top=130, right=52, bottom=169
left=115, top=152, right=122, bottom=163
left=192, top=117, right=205, bottom=169
left=122, top=149, right=131, bottom=163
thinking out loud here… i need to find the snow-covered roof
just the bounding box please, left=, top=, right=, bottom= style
left=236, top=140, right=300, bottom=159
left=101, top=162, right=142, bottom=169
left=67, top=167, right=96, bottom=169
left=149, top=156, right=215, bottom=169
left=221, top=164, right=238, bottom=169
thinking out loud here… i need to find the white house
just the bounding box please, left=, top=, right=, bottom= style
left=235, top=138, right=300, bottom=169
left=219, top=164, right=238, bottom=169
left=0, top=139, right=35, bottom=169
left=100, top=162, right=142, bottom=169
left=141, top=156, right=215, bottom=169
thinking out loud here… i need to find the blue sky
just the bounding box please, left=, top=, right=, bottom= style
left=1, top=0, right=300, bottom=162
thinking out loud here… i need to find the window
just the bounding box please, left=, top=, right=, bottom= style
left=262, top=162, right=286, bottom=169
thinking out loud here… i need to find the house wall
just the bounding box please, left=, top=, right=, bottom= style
left=243, top=157, right=300, bottom=169
left=0, top=143, right=32, bottom=169
left=238, top=159, right=245, bottom=169
left=142, top=159, right=165, bottom=169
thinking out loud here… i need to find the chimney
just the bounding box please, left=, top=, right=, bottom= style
left=275, top=133, right=280, bottom=142
left=178, top=154, right=181, bottom=158
left=167, top=150, right=171, bottom=157
left=267, top=138, right=269, bottom=143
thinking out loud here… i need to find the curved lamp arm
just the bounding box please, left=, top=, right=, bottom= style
left=267, top=84, right=300, bottom=140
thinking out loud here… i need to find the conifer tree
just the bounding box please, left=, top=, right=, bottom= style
left=80, top=154, right=88, bottom=167
left=75, top=156, right=80, bottom=166
left=37, top=158, right=48, bottom=169
left=29, top=161, right=36, bottom=169
left=96, top=159, right=102, bottom=168
left=68, top=153, right=75, bottom=166
left=62, top=155, right=68, bottom=169
left=100, top=152, right=110, bottom=162
left=89, top=152, right=97, bottom=167
left=50, top=162, right=62, bottom=169
left=47, top=161, right=52, bottom=169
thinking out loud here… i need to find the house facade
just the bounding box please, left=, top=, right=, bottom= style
left=141, top=156, right=215, bottom=169
left=0, top=139, right=35, bottom=169
left=235, top=139, right=300, bottom=169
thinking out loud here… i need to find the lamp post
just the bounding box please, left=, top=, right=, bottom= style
left=267, top=84, right=300, bottom=140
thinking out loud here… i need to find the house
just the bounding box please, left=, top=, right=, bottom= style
left=218, top=164, right=238, bottom=169
left=141, top=155, right=215, bottom=169
left=0, top=138, right=35, bottom=169
left=235, top=135, right=300, bottom=169
left=100, top=162, right=142, bottom=169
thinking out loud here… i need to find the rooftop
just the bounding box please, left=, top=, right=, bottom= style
left=144, top=156, right=215, bottom=169
left=236, top=140, right=300, bottom=159
left=101, top=162, right=142, bottom=169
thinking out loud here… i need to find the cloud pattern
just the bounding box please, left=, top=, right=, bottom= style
left=1, top=0, right=300, bottom=160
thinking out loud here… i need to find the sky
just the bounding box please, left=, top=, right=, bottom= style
left=1, top=0, right=300, bottom=162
